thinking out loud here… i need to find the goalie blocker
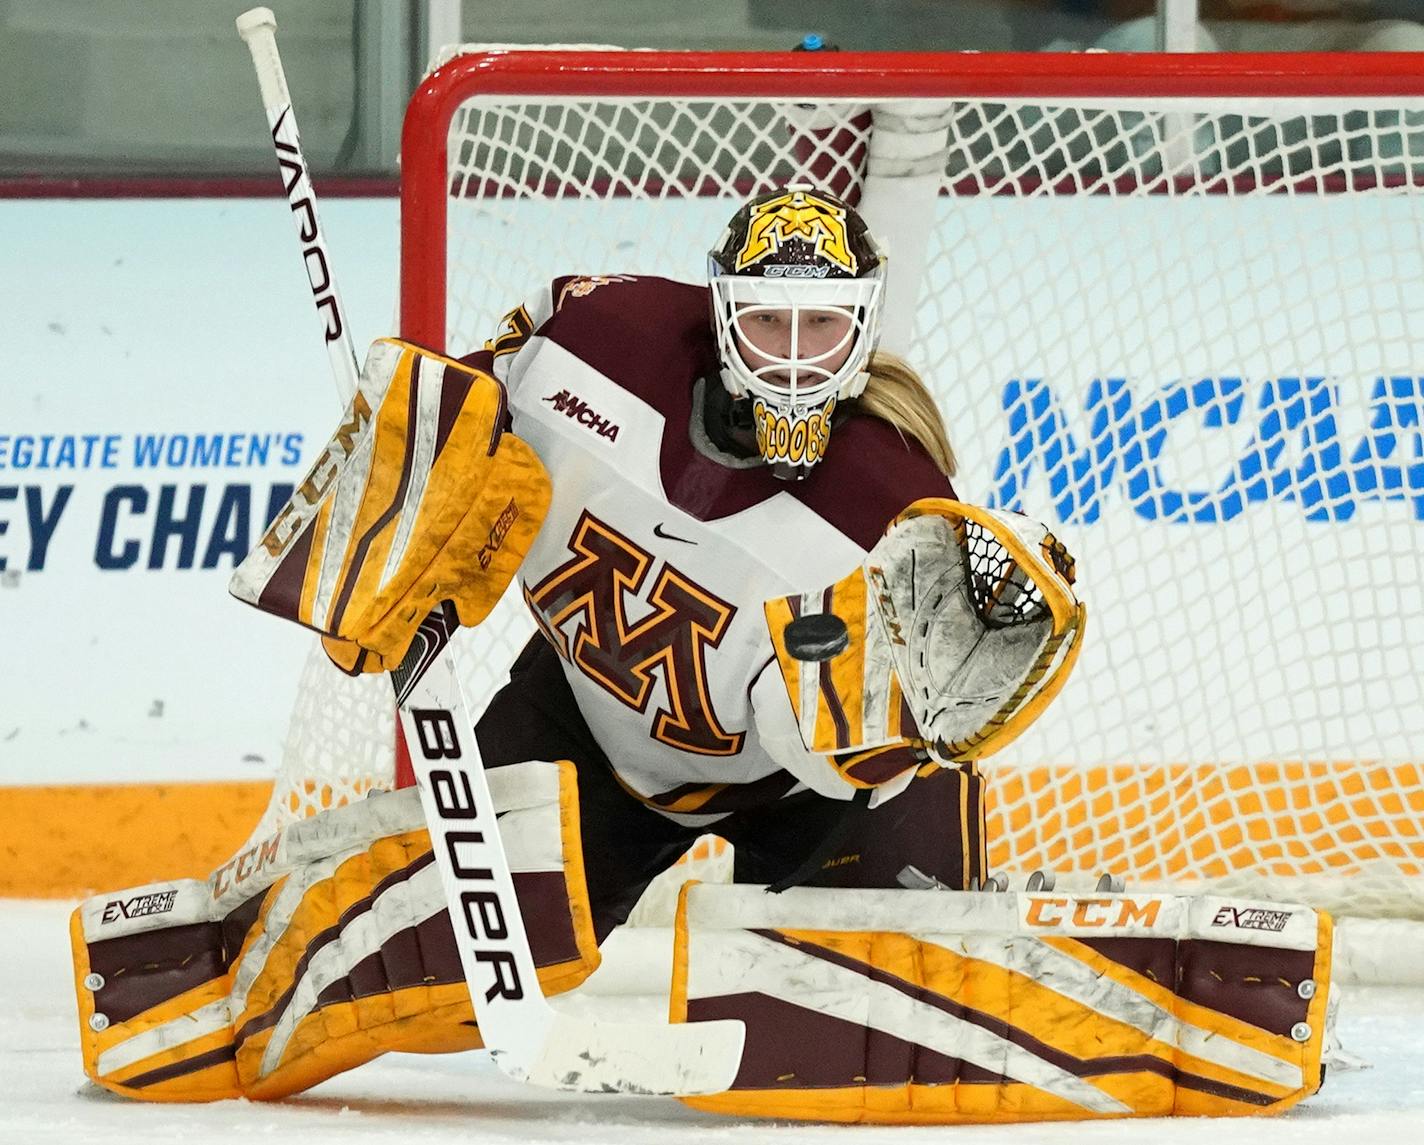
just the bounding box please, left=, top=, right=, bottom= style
left=228, top=337, right=550, bottom=675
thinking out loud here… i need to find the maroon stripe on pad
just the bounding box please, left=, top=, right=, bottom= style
left=123, top=1043, right=238, bottom=1090
left=87, top=922, right=228, bottom=1027
left=697, top=928, right=1283, bottom=1106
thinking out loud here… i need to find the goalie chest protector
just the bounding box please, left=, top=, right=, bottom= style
left=485, top=275, right=953, bottom=818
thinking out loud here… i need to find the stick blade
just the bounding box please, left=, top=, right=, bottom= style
left=496, top=1013, right=745, bottom=1095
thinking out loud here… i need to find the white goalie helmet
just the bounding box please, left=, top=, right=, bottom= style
left=708, top=184, right=885, bottom=476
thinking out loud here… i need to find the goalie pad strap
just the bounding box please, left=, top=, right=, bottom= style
left=672, top=884, right=1330, bottom=1124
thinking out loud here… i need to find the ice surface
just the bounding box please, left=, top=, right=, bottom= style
left=7, top=899, right=1423, bottom=1144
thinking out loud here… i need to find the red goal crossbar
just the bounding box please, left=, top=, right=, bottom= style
left=398, top=49, right=1424, bottom=349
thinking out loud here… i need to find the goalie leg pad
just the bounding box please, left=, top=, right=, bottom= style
left=71, top=760, right=598, bottom=1102
left=671, top=883, right=1331, bottom=1124
left=70, top=879, right=244, bottom=1102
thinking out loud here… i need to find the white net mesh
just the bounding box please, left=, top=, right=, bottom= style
left=256, top=57, right=1424, bottom=924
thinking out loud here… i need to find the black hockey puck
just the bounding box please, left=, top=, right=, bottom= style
left=783, top=612, right=850, bottom=662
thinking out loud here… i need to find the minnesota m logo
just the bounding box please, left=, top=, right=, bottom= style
left=527, top=511, right=745, bottom=756
left=736, top=189, right=857, bottom=274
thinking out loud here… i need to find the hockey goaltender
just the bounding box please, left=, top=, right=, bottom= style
left=69, top=186, right=1333, bottom=1124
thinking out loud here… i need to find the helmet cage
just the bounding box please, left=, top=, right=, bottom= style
left=708, top=271, right=884, bottom=409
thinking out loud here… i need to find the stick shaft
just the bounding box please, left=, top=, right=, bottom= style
left=232, top=12, right=743, bottom=1092
left=237, top=6, right=361, bottom=403
left=234, top=0, right=557, bottom=1068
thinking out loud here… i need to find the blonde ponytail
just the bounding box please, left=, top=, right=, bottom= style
left=852, top=351, right=958, bottom=478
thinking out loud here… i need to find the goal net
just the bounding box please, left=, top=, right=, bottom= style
left=255, top=49, right=1424, bottom=942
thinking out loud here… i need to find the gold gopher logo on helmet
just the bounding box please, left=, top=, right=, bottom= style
left=735, top=190, right=857, bottom=275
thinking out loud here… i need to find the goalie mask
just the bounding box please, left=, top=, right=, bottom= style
left=708, top=184, right=885, bottom=478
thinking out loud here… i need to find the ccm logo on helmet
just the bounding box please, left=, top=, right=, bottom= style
left=736, top=189, right=858, bottom=274
left=410, top=708, right=524, bottom=1005
left=763, top=263, right=831, bottom=279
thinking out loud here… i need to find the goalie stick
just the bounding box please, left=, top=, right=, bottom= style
left=235, top=7, right=743, bottom=1096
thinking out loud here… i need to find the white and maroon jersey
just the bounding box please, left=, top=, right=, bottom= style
left=466, top=275, right=955, bottom=823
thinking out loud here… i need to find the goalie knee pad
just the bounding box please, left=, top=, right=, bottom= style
left=672, top=883, right=1331, bottom=1124
left=71, top=760, right=597, bottom=1102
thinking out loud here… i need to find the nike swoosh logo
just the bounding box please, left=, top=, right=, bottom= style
left=653, top=523, right=697, bottom=545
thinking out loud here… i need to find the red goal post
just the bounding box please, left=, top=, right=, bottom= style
left=260, top=49, right=1424, bottom=970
